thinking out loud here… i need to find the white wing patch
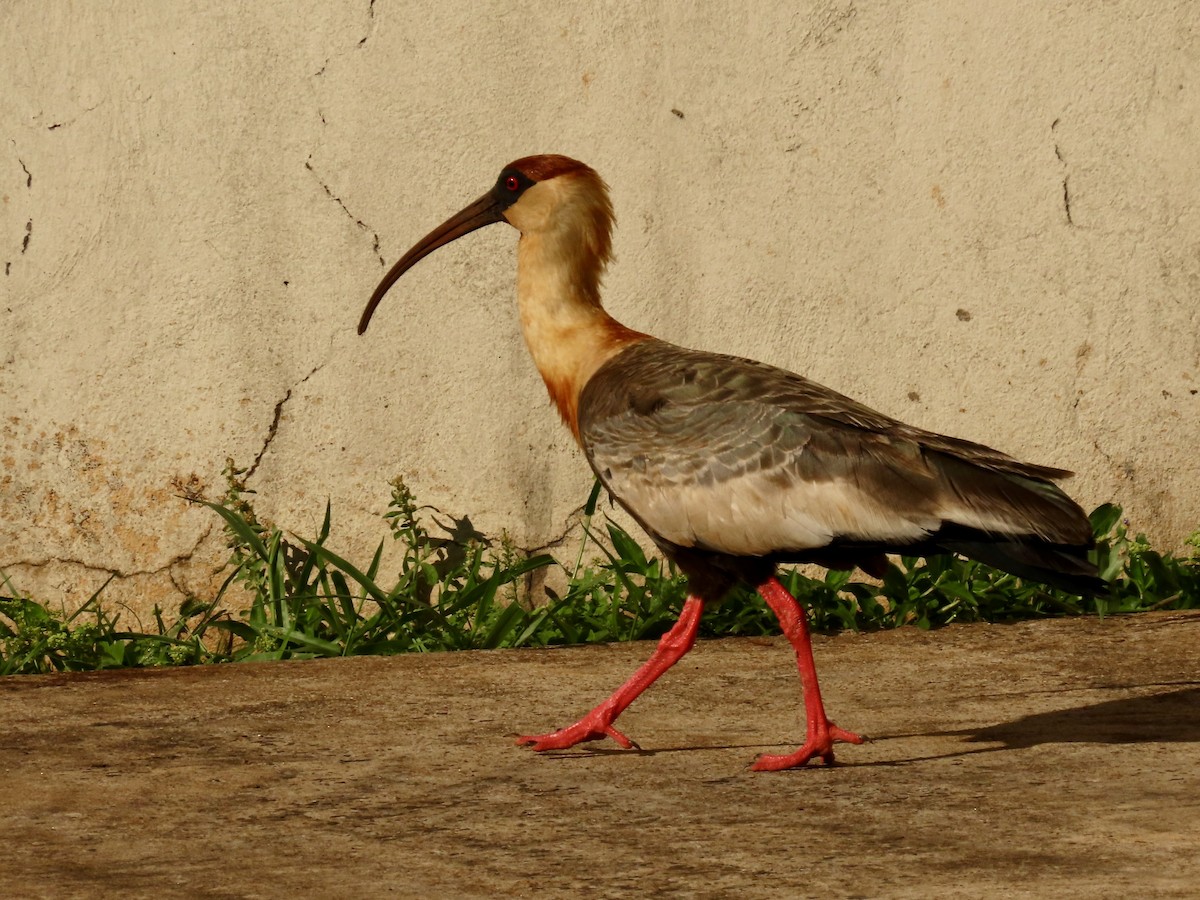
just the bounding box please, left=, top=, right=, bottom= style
left=615, top=469, right=934, bottom=555
left=603, top=461, right=1047, bottom=556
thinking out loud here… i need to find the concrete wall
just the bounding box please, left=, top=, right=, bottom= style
left=3, top=1, right=1198, bottom=615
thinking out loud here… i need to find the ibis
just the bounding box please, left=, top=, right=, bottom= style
left=358, top=155, right=1101, bottom=770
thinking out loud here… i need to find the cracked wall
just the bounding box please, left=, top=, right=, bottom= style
left=2, top=2, right=1199, bottom=617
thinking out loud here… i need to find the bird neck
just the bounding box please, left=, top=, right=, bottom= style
left=515, top=230, right=647, bottom=440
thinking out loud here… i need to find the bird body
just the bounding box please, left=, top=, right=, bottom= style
left=580, top=338, right=1098, bottom=593
left=359, top=154, right=1102, bottom=769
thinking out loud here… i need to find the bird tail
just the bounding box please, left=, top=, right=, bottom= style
left=940, top=539, right=1106, bottom=596
left=929, top=453, right=1105, bottom=595
left=931, top=454, right=1091, bottom=544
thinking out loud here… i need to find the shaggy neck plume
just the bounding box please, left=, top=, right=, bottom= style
left=509, top=166, right=648, bottom=438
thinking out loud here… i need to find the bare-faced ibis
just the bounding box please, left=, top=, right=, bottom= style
left=358, top=155, right=1101, bottom=770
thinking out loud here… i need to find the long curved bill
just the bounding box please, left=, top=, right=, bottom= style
left=357, top=191, right=506, bottom=334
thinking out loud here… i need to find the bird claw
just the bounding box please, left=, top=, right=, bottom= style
left=749, top=723, right=865, bottom=772
left=516, top=713, right=640, bottom=752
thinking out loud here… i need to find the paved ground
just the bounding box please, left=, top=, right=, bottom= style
left=1, top=611, right=1198, bottom=899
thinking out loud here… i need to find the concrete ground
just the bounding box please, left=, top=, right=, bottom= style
left=1, top=611, right=1198, bottom=899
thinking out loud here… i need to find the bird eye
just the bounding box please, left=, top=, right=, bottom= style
left=504, top=175, right=520, bottom=191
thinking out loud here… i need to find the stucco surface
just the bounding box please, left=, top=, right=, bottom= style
left=2, top=2, right=1199, bottom=614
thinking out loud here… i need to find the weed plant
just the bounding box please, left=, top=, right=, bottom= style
left=1, top=466, right=1196, bottom=675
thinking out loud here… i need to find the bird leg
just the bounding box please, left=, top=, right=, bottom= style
left=516, top=595, right=705, bottom=752
left=751, top=576, right=864, bottom=771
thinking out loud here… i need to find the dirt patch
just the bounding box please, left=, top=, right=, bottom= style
left=1, top=612, right=1198, bottom=898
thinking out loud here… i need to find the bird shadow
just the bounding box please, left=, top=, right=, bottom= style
left=520, top=682, right=1200, bottom=768
left=529, top=742, right=768, bottom=760
left=872, top=681, right=1200, bottom=758
left=829, top=681, right=1200, bottom=768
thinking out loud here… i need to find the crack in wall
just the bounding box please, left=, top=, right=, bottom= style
left=246, top=388, right=291, bottom=480
left=4, top=154, right=27, bottom=275
left=519, top=493, right=622, bottom=559
left=305, top=157, right=384, bottom=266
left=524, top=523, right=583, bottom=559
left=383, top=492, right=598, bottom=564
left=311, top=1, right=375, bottom=77
left=5, top=522, right=216, bottom=582
left=1051, top=118, right=1074, bottom=227
left=45, top=103, right=100, bottom=131
left=244, top=361, right=328, bottom=481
left=360, top=0, right=377, bottom=46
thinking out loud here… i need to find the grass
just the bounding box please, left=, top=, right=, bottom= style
left=1, top=463, right=1197, bottom=676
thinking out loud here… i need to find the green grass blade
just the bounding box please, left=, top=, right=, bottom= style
left=480, top=600, right=528, bottom=649
left=293, top=536, right=391, bottom=605
left=190, top=498, right=270, bottom=561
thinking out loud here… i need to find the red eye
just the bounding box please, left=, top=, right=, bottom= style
left=505, top=175, right=520, bottom=191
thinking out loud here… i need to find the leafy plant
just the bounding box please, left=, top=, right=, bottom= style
left=0, top=570, right=226, bottom=674
left=1, top=473, right=1196, bottom=676
left=187, top=462, right=559, bottom=660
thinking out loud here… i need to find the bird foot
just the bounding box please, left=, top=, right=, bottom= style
left=749, top=723, right=865, bottom=772
left=516, top=710, right=640, bottom=752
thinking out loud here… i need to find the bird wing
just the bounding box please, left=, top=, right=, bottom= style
left=578, top=340, right=1090, bottom=558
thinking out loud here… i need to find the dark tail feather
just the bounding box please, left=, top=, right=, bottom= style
left=934, top=454, right=1094, bottom=547
left=944, top=540, right=1107, bottom=597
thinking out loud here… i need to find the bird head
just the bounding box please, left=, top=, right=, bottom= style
left=358, top=154, right=613, bottom=334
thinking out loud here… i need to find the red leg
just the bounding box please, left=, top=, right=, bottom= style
left=751, top=576, right=864, bottom=771
left=516, top=595, right=705, bottom=752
